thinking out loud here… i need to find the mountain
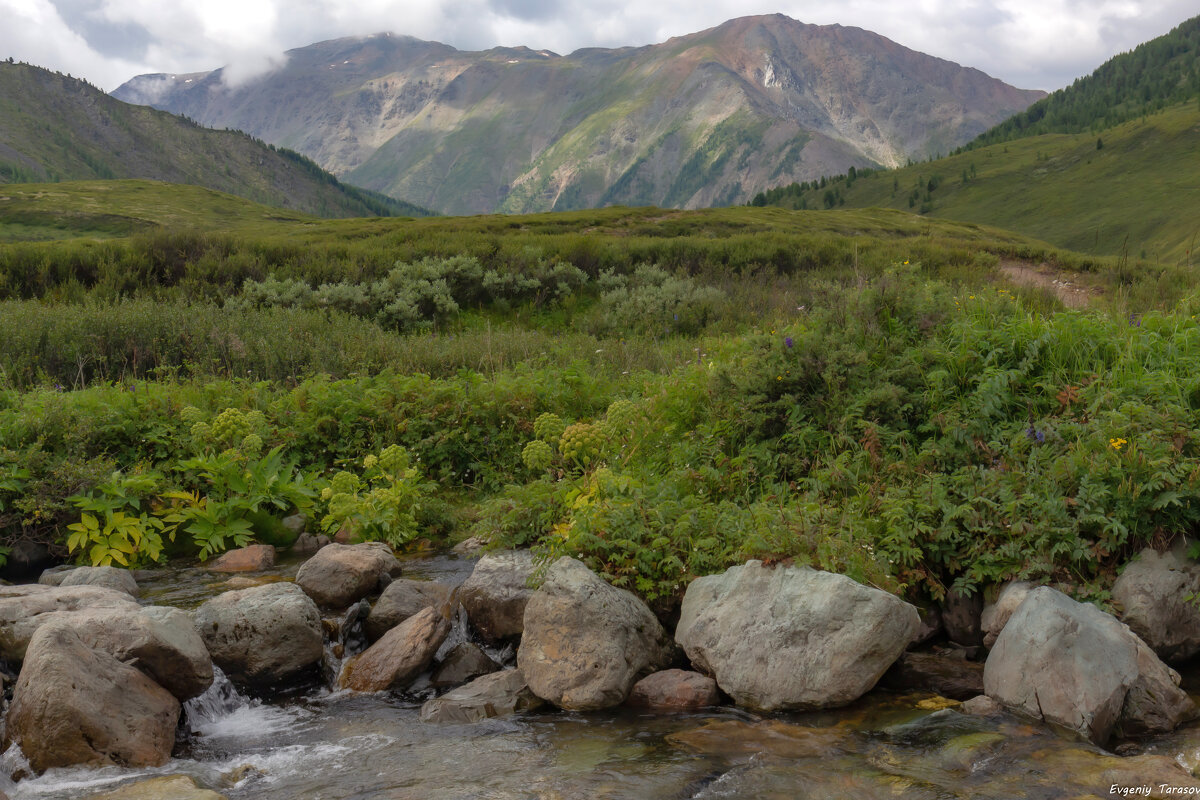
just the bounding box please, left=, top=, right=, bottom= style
left=114, top=15, right=1045, bottom=215
left=0, top=61, right=433, bottom=218
left=748, top=17, right=1200, bottom=264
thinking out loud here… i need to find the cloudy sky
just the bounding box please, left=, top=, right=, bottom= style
left=1, top=0, right=1195, bottom=92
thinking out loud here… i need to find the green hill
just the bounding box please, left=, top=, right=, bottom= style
left=750, top=102, right=1200, bottom=264
left=971, top=15, right=1200, bottom=146
left=0, top=61, right=434, bottom=219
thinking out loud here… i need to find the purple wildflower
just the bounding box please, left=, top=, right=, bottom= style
left=785, top=336, right=794, bottom=348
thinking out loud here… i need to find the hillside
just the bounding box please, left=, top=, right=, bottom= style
left=0, top=62, right=433, bottom=219
left=750, top=102, right=1200, bottom=264
left=113, top=15, right=1044, bottom=215
left=971, top=15, right=1200, bottom=146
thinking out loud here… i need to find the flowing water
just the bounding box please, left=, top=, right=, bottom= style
left=3, top=553, right=1200, bottom=799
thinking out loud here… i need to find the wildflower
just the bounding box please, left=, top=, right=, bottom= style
left=785, top=336, right=794, bottom=348
left=1129, top=313, right=1141, bottom=327
left=1025, top=425, right=1044, bottom=443
left=1110, top=437, right=1128, bottom=450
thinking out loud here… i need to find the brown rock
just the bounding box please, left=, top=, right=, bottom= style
left=666, top=719, right=850, bottom=760
left=5, top=622, right=180, bottom=774
left=880, top=651, right=984, bottom=700
left=419, top=668, right=544, bottom=723
left=295, top=542, right=402, bottom=608
left=364, top=579, right=453, bottom=641
left=627, top=669, right=720, bottom=710
left=960, top=695, right=1004, bottom=716
left=340, top=606, right=450, bottom=692
left=206, top=544, right=276, bottom=573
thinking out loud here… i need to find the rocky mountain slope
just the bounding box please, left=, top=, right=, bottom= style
left=0, top=62, right=431, bottom=218
left=115, top=15, right=1044, bottom=215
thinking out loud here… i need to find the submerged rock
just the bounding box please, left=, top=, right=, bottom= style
left=295, top=542, right=402, bottom=608
left=83, top=775, right=228, bottom=799
left=420, top=668, right=543, bottom=723
left=365, top=578, right=453, bottom=641
left=675, top=560, right=919, bottom=711
left=5, top=621, right=180, bottom=774
left=458, top=550, right=537, bottom=643
left=518, top=557, right=673, bottom=711
left=340, top=605, right=450, bottom=692
left=627, top=669, right=720, bottom=710
left=192, top=582, right=323, bottom=688
left=666, top=719, right=851, bottom=760
left=1113, top=546, right=1200, bottom=663
left=984, top=586, right=1195, bottom=745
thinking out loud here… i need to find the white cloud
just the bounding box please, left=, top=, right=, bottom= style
left=5, top=0, right=1198, bottom=91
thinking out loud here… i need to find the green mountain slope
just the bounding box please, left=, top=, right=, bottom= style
left=114, top=16, right=1043, bottom=215
left=0, top=62, right=434, bottom=219
left=750, top=102, right=1200, bottom=263
left=972, top=15, right=1200, bottom=146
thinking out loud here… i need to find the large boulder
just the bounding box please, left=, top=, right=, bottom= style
left=192, top=582, right=323, bottom=688
left=295, top=542, right=401, bottom=608
left=419, top=668, right=544, bottom=723
left=56, top=566, right=139, bottom=597
left=0, top=583, right=139, bottom=661
left=430, top=642, right=501, bottom=688
left=517, top=557, right=674, bottom=711
left=364, top=579, right=453, bottom=641
left=458, top=550, right=537, bottom=643
left=339, top=605, right=450, bottom=692
left=4, top=622, right=180, bottom=773
left=675, top=561, right=919, bottom=711
left=1112, top=547, right=1200, bottom=663
left=983, top=586, right=1195, bottom=745
left=980, top=580, right=1035, bottom=649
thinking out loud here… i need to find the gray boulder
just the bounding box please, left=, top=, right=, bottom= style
left=980, top=580, right=1035, bottom=649
left=983, top=586, right=1195, bottom=745
left=627, top=669, right=720, bottom=710
left=4, top=621, right=180, bottom=773
left=0, top=583, right=140, bottom=661
left=1113, top=547, right=1200, bottom=663
left=675, top=560, right=920, bottom=711
left=458, top=550, right=537, bottom=643
left=420, top=668, right=544, bottom=723
left=295, top=542, right=402, bottom=608
left=431, top=642, right=501, bottom=688
left=364, top=578, right=453, bottom=641
left=517, top=557, right=673, bottom=711
left=340, top=606, right=450, bottom=692
left=57, top=565, right=140, bottom=597
left=192, top=582, right=323, bottom=688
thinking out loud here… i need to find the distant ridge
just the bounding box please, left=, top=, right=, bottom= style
left=115, top=15, right=1044, bottom=215
left=0, top=61, right=435, bottom=218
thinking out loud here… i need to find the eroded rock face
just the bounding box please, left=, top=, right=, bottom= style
left=206, top=544, right=277, bottom=573
left=675, top=561, right=919, bottom=711
left=517, top=557, right=674, bottom=711
left=364, top=579, right=453, bottom=641
left=340, top=606, right=450, bottom=692
left=458, top=550, right=537, bottom=643
left=1112, top=547, right=1200, bottom=664
left=419, top=668, right=543, bottom=724
left=627, top=670, right=720, bottom=710
left=983, top=586, right=1195, bottom=745
left=295, top=542, right=402, bottom=608
left=57, top=566, right=140, bottom=597
left=4, top=622, right=180, bottom=774
left=192, top=582, right=323, bottom=688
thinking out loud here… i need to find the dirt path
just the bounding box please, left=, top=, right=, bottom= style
left=997, top=259, right=1097, bottom=309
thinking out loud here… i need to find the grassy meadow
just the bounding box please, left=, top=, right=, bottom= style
left=2, top=182, right=1200, bottom=614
